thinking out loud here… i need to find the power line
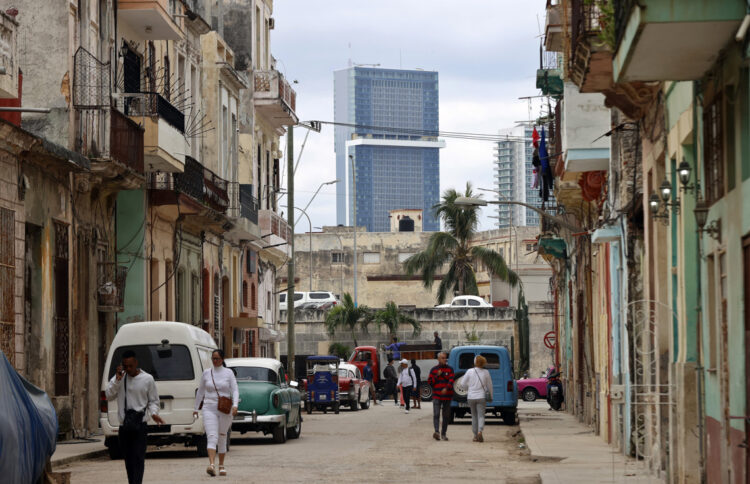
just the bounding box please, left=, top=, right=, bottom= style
left=313, top=120, right=537, bottom=142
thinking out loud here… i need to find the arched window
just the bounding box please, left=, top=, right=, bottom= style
left=242, top=281, right=249, bottom=308
left=251, top=283, right=257, bottom=311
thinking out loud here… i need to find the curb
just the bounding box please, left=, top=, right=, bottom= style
left=52, top=449, right=107, bottom=468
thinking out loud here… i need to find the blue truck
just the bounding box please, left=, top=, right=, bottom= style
left=448, top=345, right=518, bottom=425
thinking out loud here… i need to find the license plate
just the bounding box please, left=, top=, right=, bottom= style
left=318, top=394, right=327, bottom=401
left=458, top=402, right=469, bottom=408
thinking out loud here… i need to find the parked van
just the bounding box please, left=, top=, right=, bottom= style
left=100, top=321, right=217, bottom=458
left=279, top=291, right=338, bottom=311
left=448, top=345, right=518, bottom=424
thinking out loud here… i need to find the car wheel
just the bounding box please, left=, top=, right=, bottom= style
left=305, top=401, right=312, bottom=414
left=286, top=409, right=302, bottom=439
left=272, top=418, right=287, bottom=444
left=452, top=372, right=468, bottom=402
left=419, top=382, right=433, bottom=401
left=105, top=437, right=123, bottom=460
left=351, top=392, right=360, bottom=411
left=360, top=393, right=370, bottom=410
left=522, top=387, right=538, bottom=402
left=334, top=402, right=340, bottom=414
left=195, top=434, right=208, bottom=457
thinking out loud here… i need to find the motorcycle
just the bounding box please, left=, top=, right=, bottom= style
left=546, top=370, right=564, bottom=411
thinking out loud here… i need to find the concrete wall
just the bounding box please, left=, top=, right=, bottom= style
left=279, top=307, right=518, bottom=358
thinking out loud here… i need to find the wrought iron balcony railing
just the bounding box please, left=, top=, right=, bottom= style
left=227, top=183, right=259, bottom=224
left=149, top=157, right=229, bottom=213
left=122, top=91, right=185, bottom=133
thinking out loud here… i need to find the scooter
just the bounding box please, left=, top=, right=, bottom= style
left=546, top=370, right=564, bottom=411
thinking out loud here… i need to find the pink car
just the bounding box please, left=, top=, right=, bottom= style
left=517, top=368, right=554, bottom=401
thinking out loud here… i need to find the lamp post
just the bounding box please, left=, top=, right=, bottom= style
left=478, top=187, right=518, bottom=307
left=349, top=154, right=358, bottom=307
left=285, top=206, right=313, bottom=292
left=316, top=226, right=344, bottom=299
left=453, top=196, right=584, bottom=233
left=296, top=179, right=339, bottom=226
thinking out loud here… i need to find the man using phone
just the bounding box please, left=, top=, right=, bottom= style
left=105, top=350, right=164, bottom=484
left=427, top=352, right=454, bottom=441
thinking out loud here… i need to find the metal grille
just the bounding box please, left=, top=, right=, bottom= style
left=73, top=47, right=111, bottom=109
left=614, top=0, right=637, bottom=50
left=173, top=156, right=204, bottom=201
left=0, top=207, right=14, bottom=365
left=97, top=262, right=127, bottom=312
left=54, top=221, right=69, bottom=395
left=110, top=108, right=144, bottom=173
left=704, top=93, right=724, bottom=204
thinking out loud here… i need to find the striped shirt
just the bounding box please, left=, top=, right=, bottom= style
left=428, top=364, right=455, bottom=401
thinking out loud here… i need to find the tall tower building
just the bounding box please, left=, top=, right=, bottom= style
left=334, top=67, right=444, bottom=232
left=493, top=125, right=552, bottom=228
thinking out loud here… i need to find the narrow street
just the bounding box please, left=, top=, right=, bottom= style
left=59, top=403, right=542, bottom=484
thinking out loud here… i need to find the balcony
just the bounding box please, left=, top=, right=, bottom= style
left=613, top=0, right=745, bottom=82
left=97, top=263, right=128, bottom=312
left=118, top=0, right=182, bottom=41
left=544, top=0, right=564, bottom=53
left=253, top=70, right=298, bottom=132
left=0, top=12, right=18, bottom=99
left=568, top=0, right=614, bottom=93
left=226, top=183, right=261, bottom=243
left=123, top=92, right=186, bottom=172
left=537, top=50, right=563, bottom=97
left=258, top=209, right=292, bottom=263
left=561, top=82, right=610, bottom=173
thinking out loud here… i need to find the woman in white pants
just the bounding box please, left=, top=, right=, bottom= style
left=459, top=355, right=493, bottom=442
left=194, top=349, right=239, bottom=477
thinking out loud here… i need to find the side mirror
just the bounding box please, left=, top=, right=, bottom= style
left=290, top=381, right=299, bottom=388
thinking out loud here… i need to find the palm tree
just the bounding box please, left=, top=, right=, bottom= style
left=374, top=301, right=421, bottom=340
left=404, top=183, right=519, bottom=304
left=324, top=293, right=372, bottom=346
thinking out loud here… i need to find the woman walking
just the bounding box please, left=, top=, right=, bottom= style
left=396, top=359, right=418, bottom=414
left=193, top=349, right=239, bottom=477
left=459, top=355, right=493, bottom=442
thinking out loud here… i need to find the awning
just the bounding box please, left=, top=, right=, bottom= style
left=259, top=327, right=285, bottom=343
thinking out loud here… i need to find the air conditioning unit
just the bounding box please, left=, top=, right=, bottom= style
left=268, top=17, right=275, bottom=29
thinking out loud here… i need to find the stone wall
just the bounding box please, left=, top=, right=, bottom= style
left=528, top=301, right=555, bottom=377
left=280, top=307, right=518, bottom=359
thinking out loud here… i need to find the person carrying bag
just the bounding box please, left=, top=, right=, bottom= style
left=458, top=355, right=493, bottom=442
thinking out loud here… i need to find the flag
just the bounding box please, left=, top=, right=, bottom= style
left=539, top=127, right=550, bottom=173
left=532, top=126, right=540, bottom=148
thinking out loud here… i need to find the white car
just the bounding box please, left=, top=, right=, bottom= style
left=435, top=295, right=493, bottom=308
left=280, top=291, right=339, bottom=311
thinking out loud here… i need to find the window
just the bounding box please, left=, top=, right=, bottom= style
left=109, top=345, right=194, bottom=381
left=309, top=292, right=331, bottom=300
left=704, top=92, right=724, bottom=204
left=452, top=299, right=467, bottom=306
left=526, top=243, right=536, bottom=252
left=398, top=252, right=415, bottom=263
left=363, top=252, right=380, bottom=264
left=480, top=353, right=501, bottom=369
left=251, top=283, right=257, bottom=310
left=331, top=252, right=344, bottom=264
left=0, top=208, right=14, bottom=366
left=232, top=366, right=277, bottom=382
left=468, top=299, right=481, bottom=306
left=458, top=353, right=475, bottom=370
left=247, top=250, right=256, bottom=273
left=242, top=281, right=249, bottom=307
left=707, top=254, right=717, bottom=369
left=294, top=293, right=304, bottom=301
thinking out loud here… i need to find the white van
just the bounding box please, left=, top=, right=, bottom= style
left=100, top=321, right=217, bottom=458
left=279, top=291, right=338, bottom=310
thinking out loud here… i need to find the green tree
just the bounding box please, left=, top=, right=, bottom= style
left=324, top=293, right=371, bottom=346
left=328, top=342, right=352, bottom=360
left=404, top=183, right=519, bottom=304
left=373, top=301, right=421, bottom=340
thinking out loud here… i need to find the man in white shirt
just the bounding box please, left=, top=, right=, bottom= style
left=105, top=350, right=164, bottom=484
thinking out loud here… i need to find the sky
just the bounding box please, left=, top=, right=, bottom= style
left=270, top=1, right=547, bottom=232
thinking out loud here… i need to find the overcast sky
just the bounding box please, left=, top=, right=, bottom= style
left=271, top=1, right=547, bottom=232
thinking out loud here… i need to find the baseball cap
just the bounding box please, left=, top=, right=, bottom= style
left=400, top=359, right=408, bottom=365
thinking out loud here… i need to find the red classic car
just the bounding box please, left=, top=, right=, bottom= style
left=337, top=363, right=371, bottom=410
left=517, top=368, right=554, bottom=401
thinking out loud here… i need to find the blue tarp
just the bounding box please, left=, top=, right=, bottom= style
left=0, top=350, right=58, bottom=484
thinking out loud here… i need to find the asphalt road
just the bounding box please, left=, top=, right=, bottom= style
left=60, top=402, right=544, bottom=483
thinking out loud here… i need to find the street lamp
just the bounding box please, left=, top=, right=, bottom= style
left=694, top=197, right=721, bottom=242
left=297, top=179, right=339, bottom=226
left=454, top=196, right=585, bottom=233
left=284, top=206, right=314, bottom=292
left=315, top=226, right=344, bottom=299
left=478, top=187, right=517, bottom=307
left=349, top=154, right=358, bottom=307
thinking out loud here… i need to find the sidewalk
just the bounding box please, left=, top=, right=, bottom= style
left=51, top=437, right=107, bottom=468
left=518, top=402, right=665, bottom=483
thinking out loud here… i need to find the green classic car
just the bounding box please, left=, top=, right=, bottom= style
left=225, top=357, right=302, bottom=443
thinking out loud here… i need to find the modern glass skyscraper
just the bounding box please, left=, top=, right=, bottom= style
left=334, top=67, right=443, bottom=232
left=493, top=125, right=554, bottom=228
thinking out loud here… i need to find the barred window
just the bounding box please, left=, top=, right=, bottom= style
left=331, top=252, right=344, bottom=264
left=704, top=92, right=724, bottom=205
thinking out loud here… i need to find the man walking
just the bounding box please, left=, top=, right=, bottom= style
left=433, top=332, right=443, bottom=357
left=105, top=350, right=164, bottom=484
left=383, top=357, right=399, bottom=405
left=397, top=359, right=418, bottom=414
left=363, top=359, right=378, bottom=404
left=427, top=351, right=454, bottom=441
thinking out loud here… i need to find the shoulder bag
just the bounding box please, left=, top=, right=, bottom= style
left=476, top=369, right=492, bottom=401
left=121, top=375, right=145, bottom=433
left=211, top=369, right=233, bottom=414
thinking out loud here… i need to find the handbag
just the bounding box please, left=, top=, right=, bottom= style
left=476, top=369, right=492, bottom=401
left=121, top=376, right=145, bottom=434
left=211, top=369, right=233, bottom=414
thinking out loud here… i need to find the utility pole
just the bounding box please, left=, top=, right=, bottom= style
left=286, top=127, right=295, bottom=380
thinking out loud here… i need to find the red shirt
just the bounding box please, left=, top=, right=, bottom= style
left=428, top=364, right=455, bottom=401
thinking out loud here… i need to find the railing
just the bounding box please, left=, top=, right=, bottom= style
left=227, top=183, right=259, bottom=224
left=97, top=262, right=127, bottom=312
left=122, top=91, right=185, bottom=133
left=254, top=70, right=297, bottom=113
left=614, top=0, right=637, bottom=52
left=570, top=0, right=601, bottom=52
left=149, top=158, right=229, bottom=213
left=260, top=209, right=291, bottom=243
left=110, top=108, right=144, bottom=173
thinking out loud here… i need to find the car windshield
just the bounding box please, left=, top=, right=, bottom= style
left=108, top=345, right=194, bottom=381
left=337, top=369, right=351, bottom=378
left=231, top=366, right=278, bottom=382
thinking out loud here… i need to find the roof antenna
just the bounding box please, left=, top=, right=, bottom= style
left=348, top=42, right=352, bottom=67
